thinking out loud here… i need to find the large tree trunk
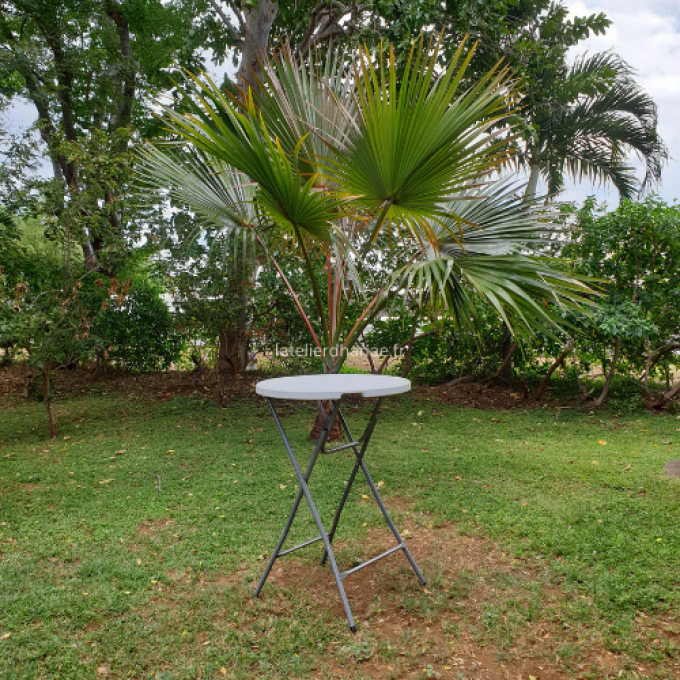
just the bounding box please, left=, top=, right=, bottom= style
left=534, top=340, right=573, bottom=400
left=593, top=337, right=621, bottom=407
left=238, top=1, right=278, bottom=93
left=217, top=328, right=250, bottom=375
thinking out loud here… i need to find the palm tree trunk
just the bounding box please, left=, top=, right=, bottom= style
left=524, top=162, right=541, bottom=201
left=309, top=400, right=342, bottom=441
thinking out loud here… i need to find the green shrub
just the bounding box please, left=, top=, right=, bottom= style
left=94, top=284, right=183, bottom=372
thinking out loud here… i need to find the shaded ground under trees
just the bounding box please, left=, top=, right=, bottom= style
left=1, top=362, right=670, bottom=414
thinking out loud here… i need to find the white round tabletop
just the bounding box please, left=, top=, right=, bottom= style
left=256, top=374, right=411, bottom=400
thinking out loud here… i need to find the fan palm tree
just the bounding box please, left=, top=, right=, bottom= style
left=138, top=37, right=594, bottom=377
left=521, top=51, right=668, bottom=200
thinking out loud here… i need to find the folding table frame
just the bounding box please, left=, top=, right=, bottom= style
left=254, top=397, right=426, bottom=632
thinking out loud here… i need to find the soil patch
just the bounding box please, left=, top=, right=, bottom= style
left=256, top=517, right=662, bottom=680
left=135, top=518, right=176, bottom=538
left=107, top=508, right=679, bottom=679
left=1, top=364, right=565, bottom=413
left=0, top=364, right=259, bottom=405
left=422, top=381, right=543, bottom=411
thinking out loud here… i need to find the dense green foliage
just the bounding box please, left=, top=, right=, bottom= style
left=93, top=282, right=184, bottom=372
left=0, top=0, right=675, bottom=415
left=375, top=196, right=680, bottom=410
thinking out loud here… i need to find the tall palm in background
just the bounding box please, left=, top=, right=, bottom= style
left=521, top=51, right=668, bottom=200
left=139, top=38, right=594, bottom=381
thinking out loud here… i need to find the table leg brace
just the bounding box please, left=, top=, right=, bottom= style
left=321, top=405, right=426, bottom=587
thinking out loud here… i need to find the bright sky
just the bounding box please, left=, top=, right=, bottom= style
left=561, top=0, right=680, bottom=205
left=2, top=1, right=678, bottom=207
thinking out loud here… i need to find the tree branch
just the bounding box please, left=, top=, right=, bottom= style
left=645, top=342, right=680, bottom=374
left=534, top=340, right=573, bottom=399
left=294, top=1, right=368, bottom=57
left=106, top=3, right=136, bottom=132
left=358, top=343, right=377, bottom=373
left=207, top=0, right=243, bottom=44
left=443, top=374, right=478, bottom=387
left=0, top=12, right=65, bottom=176
left=593, top=337, right=621, bottom=407
left=649, top=376, right=680, bottom=410
left=225, top=1, right=245, bottom=32
left=484, top=340, right=518, bottom=383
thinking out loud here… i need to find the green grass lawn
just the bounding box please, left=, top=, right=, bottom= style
left=1, top=390, right=679, bottom=679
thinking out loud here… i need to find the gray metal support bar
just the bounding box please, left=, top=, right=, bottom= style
left=255, top=394, right=425, bottom=633
left=339, top=543, right=404, bottom=579
left=254, top=399, right=337, bottom=598
left=322, top=440, right=362, bottom=454
left=333, top=407, right=427, bottom=586
left=278, top=534, right=328, bottom=557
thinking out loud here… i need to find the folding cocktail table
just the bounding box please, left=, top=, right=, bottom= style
left=254, top=374, right=426, bottom=632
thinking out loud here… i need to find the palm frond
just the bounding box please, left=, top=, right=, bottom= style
left=136, top=143, right=260, bottom=267
left=329, top=36, right=518, bottom=244
left=436, top=180, right=551, bottom=257
left=393, top=252, right=594, bottom=339
left=255, top=44, right=359, bottom=180
left=536, top=50, right=668, bottom=198
left=137, top=144, right=257, bottom=230
left=390, top=178, right=595, bottom=337
left=154, top=72, right=346, bottom=241
left=455, top=255, right=595, bottom=337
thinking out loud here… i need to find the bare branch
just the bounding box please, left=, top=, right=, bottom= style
left=226, top=0, right=246, bottom=32
left=294, top=1, right=368, bottom=57
left=206, top=0, right=243, bottom=44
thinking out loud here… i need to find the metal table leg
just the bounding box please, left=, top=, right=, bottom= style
left=321, top=404, right=426, bottom=586
left=254, top=398, right=357, bottom=631
left=255, top=397, right=426, bottom=632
